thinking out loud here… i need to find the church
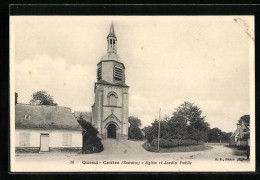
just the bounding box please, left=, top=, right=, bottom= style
left=91, top=23, right=130, bottom=139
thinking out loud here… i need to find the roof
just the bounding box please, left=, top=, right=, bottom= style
left=100, top=52, right=122, bottom=62
left=96, top=80, right=129, bottom=88
left=107, top=22, right=116, bottom=38
left=230, top=125, right=250, bottom=140
left=74, top=111, right=92, bottom=123
left=15, top=103, right=82, bottom=131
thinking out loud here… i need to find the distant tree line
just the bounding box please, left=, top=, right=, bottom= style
left=207, top=128, right=232, bottom=143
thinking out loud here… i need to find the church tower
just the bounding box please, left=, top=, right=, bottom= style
left=92, top=23, right=130, bottom=139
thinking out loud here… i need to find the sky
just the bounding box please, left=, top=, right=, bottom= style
left=11, top=16, right=254, bottom=132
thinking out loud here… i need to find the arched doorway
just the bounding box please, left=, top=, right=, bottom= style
left=107, top=124, right=116, bottom=138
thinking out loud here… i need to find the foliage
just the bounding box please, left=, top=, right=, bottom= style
left=128, top=116, right=144, bottom=140
left=77, top=114, right=103, bottom=153
left=143, top=142, right=212, bottom=153
left=151, top=138, right=204, bottom=148
left=207, top=128, right=232, bottom=143
left=142, top=125, right=154, bottom=142
left=30, top=90, right=57, bottom=106
left=142, top=101, right=210, bottom=145
left=207, top=128, right=222, bottom=142
left=238, top=115, right=250, bottom=129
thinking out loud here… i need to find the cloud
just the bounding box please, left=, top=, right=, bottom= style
left=13, top=16, right=252, bottom=132
left=15, top=55, right=96, bottom=112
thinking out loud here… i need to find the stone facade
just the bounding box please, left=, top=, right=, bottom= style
left=91, top=23, right=129, bottom=139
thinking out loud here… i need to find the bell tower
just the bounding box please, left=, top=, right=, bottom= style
left=92, top=23, right=130, bottom=139
left=107, top=23, right=117, bottom=53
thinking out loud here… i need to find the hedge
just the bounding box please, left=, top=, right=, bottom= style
left=151, top=138, right=204, bottom=148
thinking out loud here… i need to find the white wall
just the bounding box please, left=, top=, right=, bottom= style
left=15, top=129, right=82, bottom=148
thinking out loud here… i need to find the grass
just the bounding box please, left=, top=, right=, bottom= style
left=143, top=142, right=213, bottom=153
left=225, top=145, right=249, bottom=157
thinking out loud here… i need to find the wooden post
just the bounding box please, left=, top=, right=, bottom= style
left=158, top=108, right=161, bottom=152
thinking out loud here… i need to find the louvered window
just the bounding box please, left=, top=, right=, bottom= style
left=19, top=132, right=30, bottom=146
left=97, top=67, right=102, bottom=80
left=62, top=134, right=72, bottom=146
left=114, top=66, right=122, bottom=80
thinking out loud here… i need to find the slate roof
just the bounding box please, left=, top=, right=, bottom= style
left=15, top=103, right=82, bottom=131
left=74, top=111, right=92, bottom=123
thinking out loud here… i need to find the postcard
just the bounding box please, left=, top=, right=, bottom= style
left=10, top=15, right=255, bottom=172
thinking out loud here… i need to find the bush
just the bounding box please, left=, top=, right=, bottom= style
left=78, top=117, right=103, bottom=154
left=150, top=138, right=204, bottom=148
left=129, top=126, right=144, bottom=140
left=82, top=135, right=103, bottom=154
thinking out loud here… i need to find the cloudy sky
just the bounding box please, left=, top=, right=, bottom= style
left=11, top=16, right=254, bottom=132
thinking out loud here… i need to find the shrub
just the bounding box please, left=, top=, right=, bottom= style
left=78, top=116, right=103, bottom=154
left=82, top=135, right=103, bottom=154
left=150, top=138, right=204, bottom=148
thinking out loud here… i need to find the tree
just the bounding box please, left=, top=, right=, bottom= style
left=30, top=90, right=57, bottom=106
left=77, top=114, right=103, bottom=153
left=238, top=115, right=250, bottom=130
left=207, top=128, right=232, bottom=143
left=171, top=102, right=209, bottom=142
left=222, top=132, right=232, bottom=142
left=143, top=101, right=210, bottom=145
left=207, top=128, right=223, bottom=142
left=128, top=116, right=144, bottom=140
left=142, top=125, right=154, bottom=142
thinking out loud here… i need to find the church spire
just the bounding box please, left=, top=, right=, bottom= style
left=109, top=22, right=115, bottom=36
left=107, top=22, right=117, bottom=53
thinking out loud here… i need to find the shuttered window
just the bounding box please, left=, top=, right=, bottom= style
left=62, top=134, right=72, bottom=146
left=97, top=67, right=102, bottom=80
left=114, top=66, right=122, bottom=80
left=19, top=132, right=30, bottom=146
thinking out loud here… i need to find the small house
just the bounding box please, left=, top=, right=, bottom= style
left=229, top=121, right=250, bottom=147
left=15, top=103, right=83, bottom=153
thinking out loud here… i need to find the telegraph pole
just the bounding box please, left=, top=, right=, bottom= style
left=158, top=108, right=161, bottom=152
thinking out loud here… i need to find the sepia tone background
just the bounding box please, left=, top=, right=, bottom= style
left=10, top=16, right=255, bottom=172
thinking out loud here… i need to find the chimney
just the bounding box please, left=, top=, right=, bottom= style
left=15, top=92, right=18, bottom=105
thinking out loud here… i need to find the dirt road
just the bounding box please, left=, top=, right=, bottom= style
left=15, top=139, right=248, bottom=162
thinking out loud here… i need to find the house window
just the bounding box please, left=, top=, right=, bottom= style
left=62, top=134, right=72, bottom=146
left=19, top=132, right=30, bottom=146
left=24, top=115, right=31, bottom=120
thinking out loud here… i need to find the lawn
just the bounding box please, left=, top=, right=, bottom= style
left=143, top=142, right=213, bottom=153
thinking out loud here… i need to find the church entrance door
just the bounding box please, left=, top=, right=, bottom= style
left=107, top=124, right=116, bottom=138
